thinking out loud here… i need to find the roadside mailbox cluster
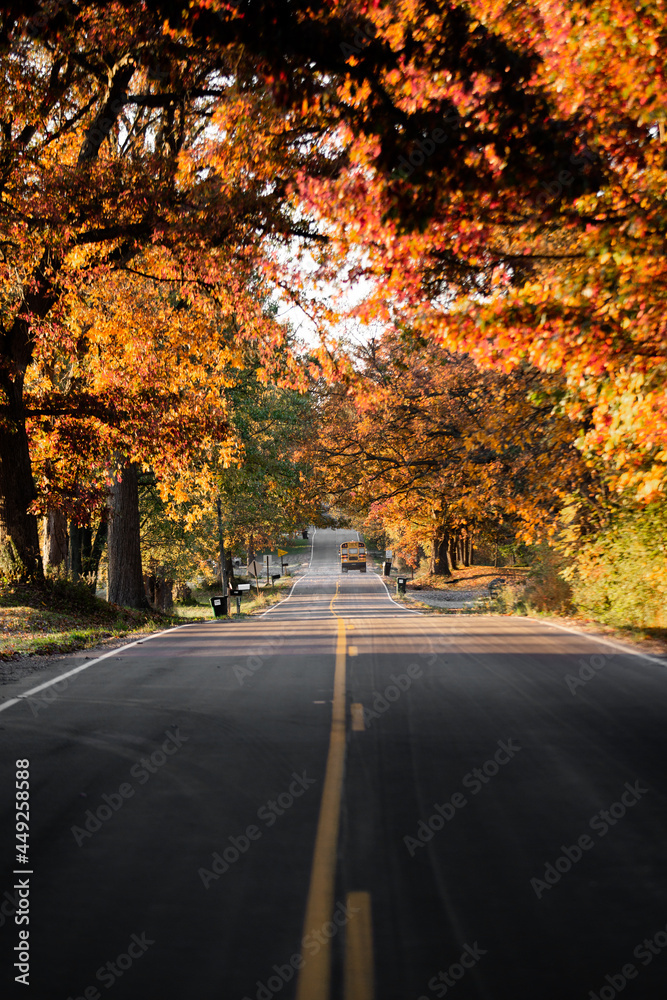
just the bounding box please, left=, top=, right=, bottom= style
left=210, top=546, right=292, bottom=618
left=211, top=583, right=251, bottom=618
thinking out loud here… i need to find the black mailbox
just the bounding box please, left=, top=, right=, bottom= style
left=210, top=595, right=228, bottom=617
left=396, top=577, right=407, bottom=594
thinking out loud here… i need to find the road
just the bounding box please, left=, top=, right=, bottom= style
left=1, top=527, right=667, bottom=1000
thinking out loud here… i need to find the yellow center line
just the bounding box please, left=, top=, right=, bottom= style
left=296, top=613, right=347, bottom=1000
left=350, top=703, right=365, bottom=731
left=329, top=578, right=340, bottom=615
left=344, top=891, right=375, bottom=1000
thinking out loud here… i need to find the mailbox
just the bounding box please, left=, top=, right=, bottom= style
left=210, top=596, right=228, bottom=617
left=396, top=577, right=407, bottom=595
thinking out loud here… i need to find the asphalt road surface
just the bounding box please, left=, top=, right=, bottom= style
left=2, top=528, right=667, bottom=1000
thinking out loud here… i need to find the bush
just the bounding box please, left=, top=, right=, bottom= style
left=492, top=581, right=527, bottom=614
left=565, top=503, right=667, bottom=629
left=524, top=544, right=575, bottom=614
left=44, top=575, right=101, bottom=612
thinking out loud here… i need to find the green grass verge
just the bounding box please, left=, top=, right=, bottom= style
left=178, top=575, right=294, bottom=622
left=0, top=579, right=202, bottom=661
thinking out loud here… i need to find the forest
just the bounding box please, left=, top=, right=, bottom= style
left=0, top=0, right=665, bottom=637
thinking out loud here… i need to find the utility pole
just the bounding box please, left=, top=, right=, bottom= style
left=216, top=498, right=228, bottom=613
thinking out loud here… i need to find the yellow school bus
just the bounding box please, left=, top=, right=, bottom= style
left=340, top=540, right=367, bottom=573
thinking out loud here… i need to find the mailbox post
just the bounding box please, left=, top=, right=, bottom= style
left=235, top=582, right=251, bottom=614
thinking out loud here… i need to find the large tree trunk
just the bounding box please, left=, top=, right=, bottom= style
left=70, top=520, right=106, bottom=589
left=225, top=551, right=236, bottom=588
left=43, top=510, right=68, bottom=569
left=463, top=529, right=473, bottom=567
left=0, top=253, right=58, bottom=581
left=144, top=571, right=157, bottom=606
left=69, top=523, right=92, bottom=580
left=107, top=462, right=147, bottom=607
left=155, top=571, right=174, bottom=612
left=0, top=386, right=42, bottom=580
left=430, top=526, right=452, bottom=576
left=448, top=534, right=459, bottom=571
left=86, top=519, right=107, bottom=591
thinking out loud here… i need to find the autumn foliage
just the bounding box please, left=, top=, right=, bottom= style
left=0, top=0, right=664, bottom=616
left=311, top=331, right=591, bottom=572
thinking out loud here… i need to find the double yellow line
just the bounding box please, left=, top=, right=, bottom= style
left=296, top=582, right=373, bottom=1000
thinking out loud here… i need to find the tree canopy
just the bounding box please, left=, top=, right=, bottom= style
left=0, top=0, right=664, bottom=602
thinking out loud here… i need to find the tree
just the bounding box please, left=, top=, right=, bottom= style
left=107, top=462, right=145, bottom=607
left=155, top=348, right=323, bottom=572
left=2, top=0, right=665, bottom=590
left=286, top=0, right=667, bottom=500
left=0, top=5, right=323, bottom=579
left=311, top=331, right=592, bottom=573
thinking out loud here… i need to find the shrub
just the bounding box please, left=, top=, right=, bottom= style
left=524, top=544, right=575, bottom=614
left=565, top=503, right=667, bottom=629
left=492, top=581, right=527, bottom=614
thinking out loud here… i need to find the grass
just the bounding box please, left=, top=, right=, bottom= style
left=511, top=606, right=667, bottom=654
left=0, top=568, right=300, bottom=661
left=179, top=533, right=311, bottom=621
left=273, top=536, right=311, bottom=560
left=399, top=566, right=667, bottom=655
left=176, top=574, right=295, bottom=623
left=0, top=578, right=202, bottom=661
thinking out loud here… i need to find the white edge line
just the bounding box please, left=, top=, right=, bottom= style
left=516, top=615, right=667, bottom=667
left=0, top=623, right=199, bottom=715
left=260, top=527, right=317, bottom=617
left=373, top=572, right=423, bottom=615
